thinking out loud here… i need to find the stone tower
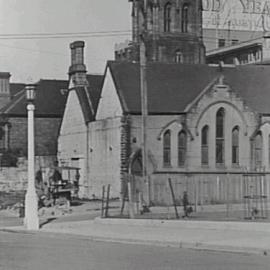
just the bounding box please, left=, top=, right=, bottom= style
left=115, top=0, right=205, bottom=64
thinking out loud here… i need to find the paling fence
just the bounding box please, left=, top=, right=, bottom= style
left=148, top=171, right=270, bottom=219
left=112, top=170, right=270, bottom=219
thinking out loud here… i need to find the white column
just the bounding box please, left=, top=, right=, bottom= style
left=24, top=103, right=39, bottom=230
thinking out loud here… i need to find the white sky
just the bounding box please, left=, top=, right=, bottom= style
left=0, top=0, right=131, bottom=82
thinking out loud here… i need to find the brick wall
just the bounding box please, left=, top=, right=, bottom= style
left=9, top=117, right=62, bottom=156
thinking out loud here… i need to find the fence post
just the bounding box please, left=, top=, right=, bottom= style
left=168, top=178, right=179, bottom=219
left=101, top=185, right=105, bottom=218
left=128, top=176, right=135, bottom=219
left=226, top=173, right=230, bottom=218
left=194, top=176, right=197, bottom=212
left=105, top=184, right=111, bottom=218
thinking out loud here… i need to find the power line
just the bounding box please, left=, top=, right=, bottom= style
left=0, top=30, right=131, bottom=37
left=0, top=42, right=68, bottom=56
left=0, top=30, right=132, bottom=40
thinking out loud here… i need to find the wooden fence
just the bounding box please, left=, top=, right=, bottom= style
left=149, top=171, right=270, bottom=208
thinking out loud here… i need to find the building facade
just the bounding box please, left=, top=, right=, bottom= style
left=206, top=34, right=270, bottom=65
left=0, top=79, right=68, bottom=166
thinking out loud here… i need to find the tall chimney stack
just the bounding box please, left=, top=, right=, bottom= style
left=68, top=41, right=87, bottom=87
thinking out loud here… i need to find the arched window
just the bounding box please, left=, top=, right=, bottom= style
left=163, top=130, right=171, bottom=166
left=216, top=108, right=225, bottom=165
left=254, top=132, right=262, bottom=168
left=201, top=126, right=209, bottom=165
left=175, top=50, right=183, bottom=63
left=164, top=2, right=172, bottom=32
left=178, top=131, right=187, bottom=166
left=232, top=126, right=239, bottom=165
left=182, top=4, right=189, bottom=33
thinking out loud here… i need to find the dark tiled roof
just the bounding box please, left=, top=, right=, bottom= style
left=223, top=65, right=270, bottom=114
left=107, top=61, right=270, bottom=115
left=0, top=79, right=69, bottom=117
left=108, top=61, right=220, bottom=114
left=74, top=74, right=104, bottom=122
left=10, top=83, right=25, bottom=98
left=86, top=74, right=104, bottom=114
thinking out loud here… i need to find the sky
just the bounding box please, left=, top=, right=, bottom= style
left=0, top=0, right=131, bottom=83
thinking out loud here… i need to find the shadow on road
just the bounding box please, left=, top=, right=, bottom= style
left=40, top=218, right=57, bottom=228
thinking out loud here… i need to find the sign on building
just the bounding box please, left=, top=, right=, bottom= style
left=203, top=0, right=270, bottom=31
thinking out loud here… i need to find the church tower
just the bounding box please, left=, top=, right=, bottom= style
left=115, top=0, right=205, bottom=64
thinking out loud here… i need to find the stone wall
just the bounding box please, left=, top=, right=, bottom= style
left=0, top=156, right=56, bottom=192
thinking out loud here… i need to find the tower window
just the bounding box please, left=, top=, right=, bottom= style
left=164, top=3, right=172, bottom=32
left=175, top=50, right=183, bottom=63
left=163, top=130, right=171, bottom=166
left=182, top=4, right=189, bottom=33
left=216, top=108, right=225, bottom=166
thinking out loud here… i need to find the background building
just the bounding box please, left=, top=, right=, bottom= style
left=115, top=0, right=205, bottom=64
left=206, top=34, right=270, bottom=65
left=202, top=0, right=267, bottom=50
left=0, top=79, right=68, bottom=166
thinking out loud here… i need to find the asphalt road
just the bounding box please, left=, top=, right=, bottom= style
left=0, top=231, right=269, bottom=270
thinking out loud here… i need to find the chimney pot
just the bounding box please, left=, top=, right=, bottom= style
left=69, top=40, right=87, bottom=77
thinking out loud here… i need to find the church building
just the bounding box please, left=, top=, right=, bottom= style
left=58, top=0, right=270, bottom=205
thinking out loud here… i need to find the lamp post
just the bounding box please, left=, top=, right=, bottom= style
left=24, top=84, right=39, bottom=230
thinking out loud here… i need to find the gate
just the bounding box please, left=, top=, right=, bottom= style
left=243, top=171, right=268, bottom=219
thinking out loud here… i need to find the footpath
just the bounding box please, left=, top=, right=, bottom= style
left=1, top=201, right=270, bottom=256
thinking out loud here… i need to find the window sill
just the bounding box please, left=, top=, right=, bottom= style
left=216, top=164, right=226, bottom=170
left=163, top=165, right=172, bottom=169
left=232, top=164, right=240, bottom=169
left=201, top=164, right=210, bottom=169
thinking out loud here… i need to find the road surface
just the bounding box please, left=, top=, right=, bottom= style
left=0, top=230, right=269, bottom=270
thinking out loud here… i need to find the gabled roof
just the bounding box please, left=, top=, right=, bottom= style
left=74, top=74, right=104, bottom=122
left=0, top=79, right=69, bottom=117
left=106, top=61, right=270, bottom=115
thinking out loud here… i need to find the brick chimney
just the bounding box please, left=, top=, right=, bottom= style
left=68, top=41, right=87, bottom=87
left=0, top=72, right=11, bottom=109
